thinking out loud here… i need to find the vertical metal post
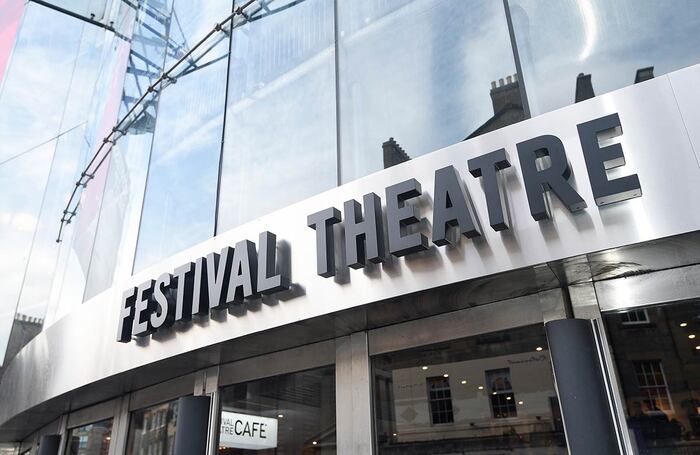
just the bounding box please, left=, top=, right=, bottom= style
left=108, top=394, right=131, bottom=455
left=173, top=396, right=211, bottom=455
left=546, top=318, right=620, bottom=454
left=336, top=332, right=374, bottom=455
left=37, top=435, right=60, bottom=455
left=502, top=0, right=532, bottom=118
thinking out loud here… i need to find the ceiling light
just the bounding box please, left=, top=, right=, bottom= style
left=536, top=346, right=543, bottom=351
left=421, top=366, right=428, bottom=370
left=680, top=322, right=688, bottom=327
left=461, top=380, right=467, bottom=384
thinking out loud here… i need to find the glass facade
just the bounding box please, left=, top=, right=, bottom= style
left=2, top=1, right=699, bottom=360
left=218, top=366, right=336, bottom=454
left=372, top=324, right=566, bottom=454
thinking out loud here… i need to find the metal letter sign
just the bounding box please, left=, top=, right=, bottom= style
left=118, top=112, right=642, bottom=342
left=219, top=412, right=278, bottom=450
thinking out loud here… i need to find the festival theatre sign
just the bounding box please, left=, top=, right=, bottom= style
left=117, top=113, right=641, bottom=343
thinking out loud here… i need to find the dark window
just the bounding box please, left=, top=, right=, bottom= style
left=486, top=368, right=517, bottom=418
left=426, top=376, right=454, bottom=425
left=621, top=309, right=650, bottom=325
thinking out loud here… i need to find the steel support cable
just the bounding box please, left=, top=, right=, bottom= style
left=56, top=0, right=258, bottom=243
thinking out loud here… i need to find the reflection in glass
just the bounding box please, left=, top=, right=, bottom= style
left=67, top=419, right=112, bottom=455
left=508, top=0, right=700, bottom=115
left=337, top=0, right=522, bottom=182
left=217, top=0, right=337, bottom=233
left=84, top=0, right=172, bottom=295
left=133, top=0, right=229, bottom=271
left=218, top=366, right=336, bottom=454
left=373, top=324, right=566, bottom=454
left=126, top=400, right=179, bottom=455
left=0, top=2, right=119, bottom=364
left=604, top=301, right=700, bottom=453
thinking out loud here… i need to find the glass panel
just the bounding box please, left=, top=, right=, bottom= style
left=83, top=0, right=172, bottom=297
left=218, top=365, right=336, bottom=454
left=372, top=324, right=567, bottom=454
left=337, top=0, right=521, bottom=183
left=133, top=0, right=229, bottom=272
left=0, top=3, right=94, bottom=364
left=604, top=301, right=700, bottom=452
left=0, top=145, right=54, bottom=366
left=508, top=0, right=700, bottom=116
left=66, top=419, right=113, bottom=455
left=217, top=0, right=337, bottom=233
left=10, top=18, right=114, bottom=339
left=126, top=400, right=179, bottom=455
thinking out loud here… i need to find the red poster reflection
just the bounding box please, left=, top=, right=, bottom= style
left=0, top=0, right=24, bottom=85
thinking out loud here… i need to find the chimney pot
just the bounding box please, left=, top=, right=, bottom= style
left=498, top=78, right=504, bottom=87
left=506, top=75, right=512, bottom=84
left=490, top=81, right=496, bottom=89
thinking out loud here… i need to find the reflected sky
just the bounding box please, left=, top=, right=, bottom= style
left=338, top=0, right=517, bottom=182
left=133, top=0, right=230, bottom=272
left=510, top=0, right=700, bottom=115
left=217, top=0, right=337, bottom=233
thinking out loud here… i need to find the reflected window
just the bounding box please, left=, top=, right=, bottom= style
left=218, top=366, right=336, bottom=454
left=426, top=377, right=454, bottom=425
left=372, top=324, right=567, bottom=453
left=67, top=419, right=112, bottom=455
left=621, top=309, right=650, bottom=325
left=126, top=400, right=179, bottom=455
left=604, top=301, right=700, bottom=452
left=337, top=0, right=523, bottom=183
left=486, top=368, right=517, bottom=419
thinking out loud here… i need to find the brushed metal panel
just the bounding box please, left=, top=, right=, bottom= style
left=218, top=339, right=335, bottom=387
left=596, top=264, right=700, bottom=312
left=367, top=289, right=564, bottom=355
left=335, top=333, right=373, bottom=455
left=3, top=64, right=700, bottom=432
left=669, top=64, right=700, bottom=168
